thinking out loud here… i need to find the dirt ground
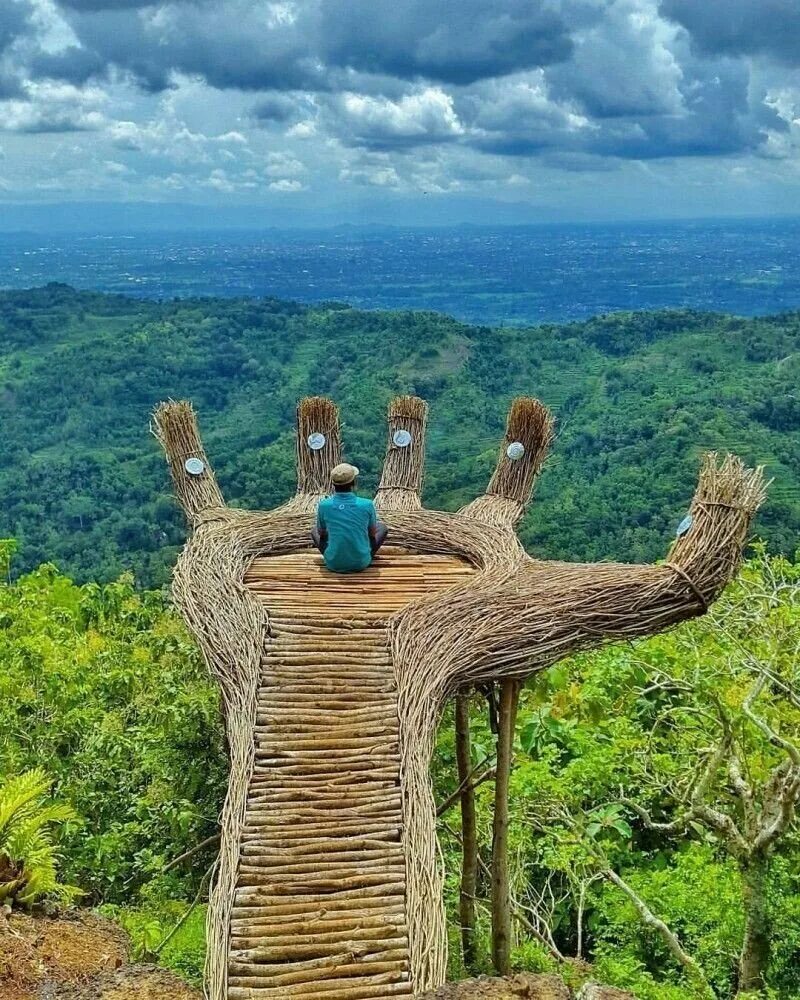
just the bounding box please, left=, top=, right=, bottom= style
left=414, top=975, right=636, bottom=999
left=415, top=973, right=571, bottom=998
left=0, top=910, right=201, bottom=1000
left=1, top=911, right=634, bottom=1000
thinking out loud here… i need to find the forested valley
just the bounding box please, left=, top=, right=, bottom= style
left=0, top=284, right=798, bottom=585
left=1, top=285, right=799, bottom=998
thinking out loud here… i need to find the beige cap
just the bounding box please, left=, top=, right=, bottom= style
left=331, top=462, right=359, bottom=486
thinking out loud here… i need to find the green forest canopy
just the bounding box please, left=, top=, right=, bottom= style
left=2, top=542, right=798, bottom=998
left=1, top=283, right=798, bottom=586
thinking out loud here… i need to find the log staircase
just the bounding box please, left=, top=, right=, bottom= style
left=227, top=550, right=474, bottom=999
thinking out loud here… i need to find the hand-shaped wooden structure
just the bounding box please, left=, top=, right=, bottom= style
left=153, top=395, right=765, bottom=1000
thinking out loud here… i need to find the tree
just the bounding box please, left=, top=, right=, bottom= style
left=446, top=551, right=799, bottom=999
left=615, top=552, right=800, bottom=996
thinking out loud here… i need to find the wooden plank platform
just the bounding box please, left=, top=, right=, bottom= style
left=228, top=550, right=473, bottom=997
left=244, top=549, right=475, bottom=618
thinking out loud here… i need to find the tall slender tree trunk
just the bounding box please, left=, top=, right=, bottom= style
left=491, top=679, right=520, bottom=975
left=738, top=853, right=771, bottom=996
left=455, top=692, right=478, bottom=971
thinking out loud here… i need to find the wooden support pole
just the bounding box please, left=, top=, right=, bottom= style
left=491, top=678, right=520, bottom=976
left=455, top=692, right=478, bottom=971
left=375, top=396, right=428, bottom=512
left=152, top=400, right=226, bottom=524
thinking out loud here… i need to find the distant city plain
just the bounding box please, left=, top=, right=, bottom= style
left=1, top=216, right=799, bottom=326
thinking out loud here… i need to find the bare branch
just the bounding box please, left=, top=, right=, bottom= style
left=436, top=762, right=496, bottom=818
left=753, top=665, right=800, bottom=712
left=743, top=675, right=800, bottom=768
left=728, top=757, right=757, bottom=836
left=684, top=730, right=750, bottom=855
left=639, top=676, right=694, bottom=698
left=442, top=821, right=565, bottom=963
left=753, top=760, right=800, bottom=853
left=601, top=867, right=713, bottom=996
left=551, top=809, right=712, bottom=992
left=155, top=864, right=214, bottom=956
left=618, top=797, right=691, bottom=834
left=163, top=832, right=221, bottom=873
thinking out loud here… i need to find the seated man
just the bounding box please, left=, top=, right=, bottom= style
left=311, top=463, right=389, bottom=573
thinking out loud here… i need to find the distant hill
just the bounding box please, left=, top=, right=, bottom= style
left=0, top=283, right=797, bottom=586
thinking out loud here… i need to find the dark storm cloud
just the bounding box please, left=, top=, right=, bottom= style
left=48, top=3, right=323, bottom=93
left=251, top=94, right=302, bottom=124
left=0, top=75, right=23, bottom=99
left=0, top=0, right=33, bottom=52
left=31, top=46, right=114, bottom=88
left=466, top=44, right=786, bottom=162
left=547, top=0, right=684, bottom=120
left=57, top=0, right=162, bottom=8
left=317, top=0, right=577, bottom=85
left=10, top=117, right=97, bottom=134
left=46, top=0, right=591, bottom=94
left=251, top=92, right=320, bottom=125
left=589, top=55, right=783, bottom=159
left=0, top=0, right=34, bottom=100
left=661, top=0, right=800, bottom=65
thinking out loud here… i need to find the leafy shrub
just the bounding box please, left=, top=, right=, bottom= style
left=0, top=546, right=227, bottom=904
left=104, top=901, right=207, bottom=987
left=0, top=769, right=80, bottom=907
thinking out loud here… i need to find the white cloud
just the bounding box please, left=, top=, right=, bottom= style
left=264, top=151, right=305, bottom=176
left=107, top=117, right=251, bottom=165
left=214, top=130, right=248, bottom=144
left=339, top=164, right=403, bottom=187
left=202, top=168, right=240, bottom=192
left=286, top=119, right=316, bottom=138
left=268, top=177, right=305, bottom=191
left=0, top=80, right=107, bottom=133
left=336, top=87, right=464, bottom=146
left=464, top=71, right=593, bottom=154
left=102, top=158, right=132, bottom=174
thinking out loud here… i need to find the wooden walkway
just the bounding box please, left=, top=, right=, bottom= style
left=227, top=550, right=474, bottom=999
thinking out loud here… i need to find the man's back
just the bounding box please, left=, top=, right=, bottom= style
left=316, top=492, right=377, bottom=573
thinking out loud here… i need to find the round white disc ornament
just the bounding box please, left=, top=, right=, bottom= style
left=307, top=432, right=326, bottom=451
left=676, top=513, right=693, bottom=537
left=393, top=429, right=412, bottom=448
left=506, top=441, right=525, bottom=461
left=184, top=457, right=205, bottom=477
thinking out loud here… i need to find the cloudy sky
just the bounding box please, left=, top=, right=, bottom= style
left=1, top=0, right=799, bottom=224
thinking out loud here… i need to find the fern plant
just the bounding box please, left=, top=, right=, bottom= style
left=0, top=769, right=81, bottom=907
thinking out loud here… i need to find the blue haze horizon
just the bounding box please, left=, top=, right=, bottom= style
left=1, top=216, right=799, bottom=326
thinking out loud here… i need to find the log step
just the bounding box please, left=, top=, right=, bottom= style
left=230, top=610, right=408, bottom=993
left=229, top=551, right=475, bottom=995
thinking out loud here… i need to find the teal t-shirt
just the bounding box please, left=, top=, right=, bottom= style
left=316, top=493, right=377, bottom=573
